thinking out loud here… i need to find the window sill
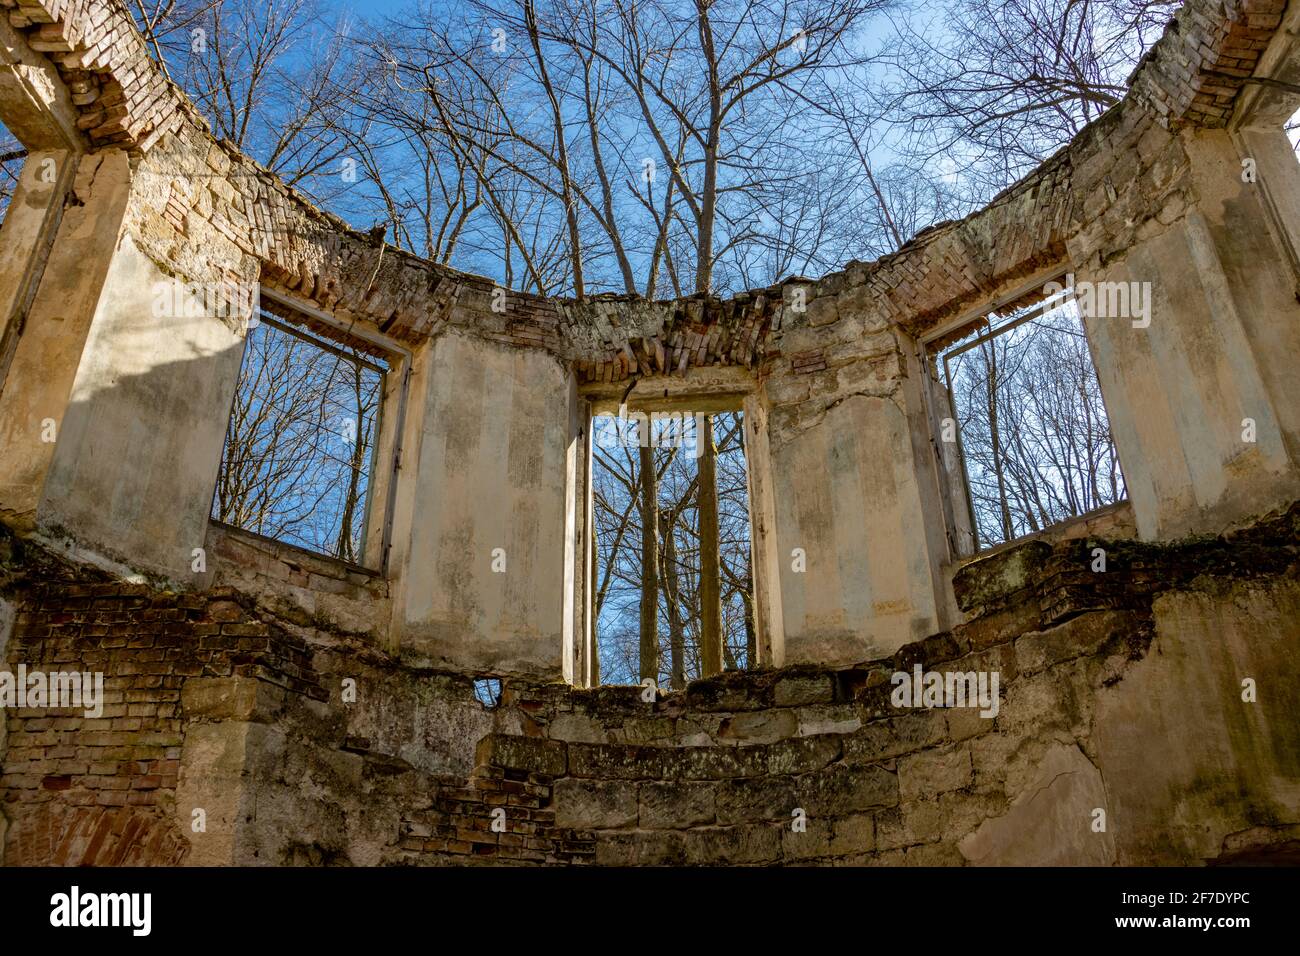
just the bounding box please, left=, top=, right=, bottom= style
left=207, top=520, right=384, bottom=589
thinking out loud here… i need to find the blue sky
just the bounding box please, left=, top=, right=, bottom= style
left=288, top=0, right=913, bottom=293
left=347, top=0, right=408, bottom=11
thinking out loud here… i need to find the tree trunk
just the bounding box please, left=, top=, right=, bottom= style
left=981, top=336, right=1014, bottom=541
left=335, top=366, right=368, bottom=563
left=698, top=415, right=722, bottom=676
left=524, top=0, right=584, bottom=298
left=661, top=508, right=686, bottom=690
left=589, top=493, right=600, bottom=687
left=695, top=124, right=718, bottom=293
left=694, top=1, right=721, bottom=295
left=638, top=442, right=659, bottom=683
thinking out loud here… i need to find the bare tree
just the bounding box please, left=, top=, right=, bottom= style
left=697, top=415, right=722, bottom=675
left=127, top=0, right=222, bottom=78
left=885, top=0, right=1173, bottom=193
left=944, top=299, right=1126, bottom=547
left=134, top=0, right=362, bottom=204
left=213, top=321, right=382, bottom=563
left=593, top=412, right=749, bottom=686
left=534, top=0, right=887, bottom=293
left=637, top=441, right=660, bottom=680
left=0, top=124, right=24, bottom=225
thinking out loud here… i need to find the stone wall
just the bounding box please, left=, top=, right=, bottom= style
left=450, top=505, right=1299, bottom=867
left=4, top=505, right=1297, bottom=866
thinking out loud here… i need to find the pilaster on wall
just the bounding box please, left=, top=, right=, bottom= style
left=0, top=150, right=131, bottom=531
left=756, top=311, right=955, bottom=668
left=1075, top=128, right=1300, bottom=541
left=0, top=148, right=73, bottom=350
left=1232, top=0, right=1300, bottom=297
left=392, top=328, right=576, bottom=679
left=0, top=11, right=93, bottom=528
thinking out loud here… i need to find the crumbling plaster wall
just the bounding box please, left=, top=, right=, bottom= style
left=38, top=231, right=246, bottom=579
left=0, top=149, right=132, bottom=529
left=1068, top=121, right=1300, bottom=540
left=0, top=0, right=1298, bottom=869
left=2, top=0, right=1298, bottom=675
left=392, top=329, right=579, bottom=679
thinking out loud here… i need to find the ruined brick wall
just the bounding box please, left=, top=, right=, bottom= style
left=411, top=506, right=1297, bottom=867
left=204, top=524, right=390, bottom=641
left=0, top=526, right=326, bottom=865
left=1130, top=0, right=1289, bottom=128
left=5, top=506, right=1297, bottom=866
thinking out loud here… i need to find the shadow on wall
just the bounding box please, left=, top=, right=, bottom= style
left=32, top=307, right=249, bottom=587
left=0, top=205, right=255, bottom=582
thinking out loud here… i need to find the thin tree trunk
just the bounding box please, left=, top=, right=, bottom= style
left=981, top=336, right=1014, bottom=541
left=580, top=52, right=637, bottom=294
left=638, top=442, right=659, bottom=683
left=722, top=633, right=737, bottom=671
left=335, top=365, right=368, bottom=562
left=698, top=415, right=722, bottom=676
left=589, top=490, right=600, bottom=687
left=661, top=508, right=686, bottom=690
left=524, top=0, right=584, bottom=297
left=694, top=0, right=721, bottom=294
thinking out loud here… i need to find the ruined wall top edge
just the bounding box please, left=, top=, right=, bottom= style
left=2, top=0, right=1284, bottom=370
